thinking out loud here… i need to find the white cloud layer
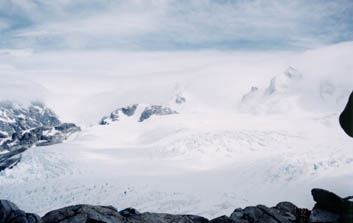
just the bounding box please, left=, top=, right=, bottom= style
left=0, top=41, right=352, bottom=124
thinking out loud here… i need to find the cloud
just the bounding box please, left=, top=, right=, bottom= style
left=0, top=74, right=49, bottom=105
left=0, top=0, right=352, bottom=50
left=0, top=41, right=352, bottom=124
left=0, top=20, right=10, bottom=31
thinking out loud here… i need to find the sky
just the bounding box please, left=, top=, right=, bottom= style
left=0, top=0, right=353, bottom=51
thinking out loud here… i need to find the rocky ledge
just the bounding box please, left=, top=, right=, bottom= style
left=0, top=189, right=352, bottom=223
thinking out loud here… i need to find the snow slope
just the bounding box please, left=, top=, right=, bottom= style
left=0, top=96, right=352, bottom=219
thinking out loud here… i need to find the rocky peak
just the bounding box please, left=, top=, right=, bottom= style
left=265, top=66, right=303, bottom=96
left=0, top=101, right=61, bottom=137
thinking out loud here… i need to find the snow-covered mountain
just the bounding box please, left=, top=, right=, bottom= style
left=0, top=101, right=80, bottom=171
left=100, top=94, right=186, bottom=125
left=239, top=67, right=350, bottom=115
left=0, top=101, right=61, bottom=139
left=100, top=104, right=178, bottom=124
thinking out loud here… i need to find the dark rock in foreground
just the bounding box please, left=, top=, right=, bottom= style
left=1, top=189, right=351, bottom=223
left=42, top=205, right=123, bottom=223
left=311, top=188, right=353, bottom=223
left=0, top=200, right=42, bottom=223
left=340, top=91, right=353, bottom=137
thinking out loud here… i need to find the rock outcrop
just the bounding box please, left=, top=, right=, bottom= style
left=42, top=205, right=123, bottom=223
left=0, top=200, right=42, bottom=223
left=1, top=189, right=351, bottom=223
left=100, top=104, right=178, bottom=125
left=339, top=91, right=353, bottom=137
left=139, top=105, right=178, bottom=122
left=0, top=123, right=80, bottom=151
left=100, top=105, right=138, bottom=125
left=0, top=147, right=26, bottom=171
left=311, top=188, right=353, bottom=222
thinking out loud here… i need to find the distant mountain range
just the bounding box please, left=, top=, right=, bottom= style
left=100, top=94, right=185, bottom=125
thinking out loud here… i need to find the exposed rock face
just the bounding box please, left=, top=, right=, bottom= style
left=42, top=206, right=209, bottom=223
left=227, top=203, right=310, bottom=223
left=2, top=189, right=350, bottom=223
left=100, top=104, right=178, bottom=125
left=0, top=101, right=60, bottom=137
left=0, top=147, right=26, bottom=171
left=139, top=105, right=178, bottom=122
left=0, top=123, right=80, bottom=151
left=0, top=200, right=42, bottom=223
left=175, top=95, right=186, bottom=104
left=339, top=91, right=353, bottom=137
left=311, top=188, right=353, bottom=223
left=42, top=205, right=123, bottom=223
left=100, top=105, right=138, bottom=125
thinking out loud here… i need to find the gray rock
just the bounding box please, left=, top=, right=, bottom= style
left=0, top=123, right=80, bottom=172
left=0, top=101, right=60, bottom=137
left=100, top=104, right=138, bottom=125
left=139, top=105, right=177, bottom=122
left=339, top=91, right=353, bottom=137
left=310, top=208, right=339, bottom=223
left=0, top=147, right=26, bottom=171
left=0, top=200, right=42, bottom=223
left=256, top=205, right=291, bottom=223
left=175, top=95, right=186, bottom=104
left=119, top=207, right=141, bottom=217
left=100, top=104, right=178, bottom=124
left=43, top=205, right=209, bottom=223
left=0, top=132, right=7, bottom=138
left=42, top=204, right=124, bottom=223
left=311, top=188, right=353, bottom=223
left=229, top=205, right=294, bottom=223
left=311, top=189, right=344, bottom=214
left=121, top=105, right=138, bottom=116
left=274, top=202, right=297, bottom=221
left=210, top=215, right=237, bottom=222
left=139, top=212, right=209, bottom=223
left=1, top=123, right=80, bottom=151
